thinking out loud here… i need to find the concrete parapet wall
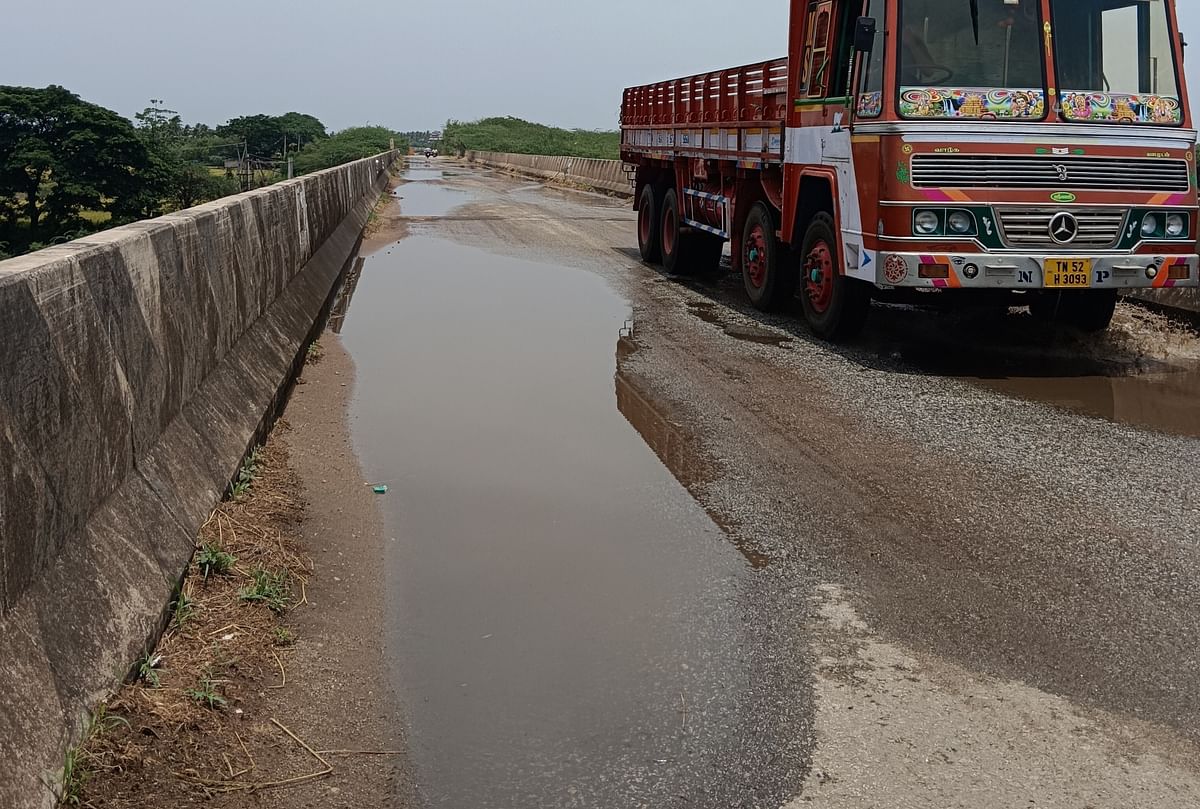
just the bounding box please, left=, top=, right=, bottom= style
left=0, top=152, right=395, bottom=808
left=466, top=150, right=632, bottom=197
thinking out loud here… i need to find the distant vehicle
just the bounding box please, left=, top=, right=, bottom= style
left=424, top=148, right=440, bottom=158
left=621, top=0, right=1198, bottom=339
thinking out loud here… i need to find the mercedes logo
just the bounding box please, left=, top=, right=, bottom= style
left=1049, top=212, right=1079, bottom=244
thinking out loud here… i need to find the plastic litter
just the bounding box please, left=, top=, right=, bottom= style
left=373, top=485, right=389, bottom=495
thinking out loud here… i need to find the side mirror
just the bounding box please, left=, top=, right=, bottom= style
left=854, top=17, right=877, bottom=53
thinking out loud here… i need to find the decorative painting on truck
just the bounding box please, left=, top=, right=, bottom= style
left=899, top=88, right=1045, bottom=120
left=856, top=92, right=882, bottom=119
left=1059, top=92, right=1183, bottom=125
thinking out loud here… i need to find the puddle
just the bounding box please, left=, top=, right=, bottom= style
left=392, top=169, right=474, bottom=218
left=615, top=345, right=772, bottom=569
left=687, top=301, right=792, bottom=347
left=338, top=236, right=756, bottom=807
left=896, top=340, right=1200, bottom=439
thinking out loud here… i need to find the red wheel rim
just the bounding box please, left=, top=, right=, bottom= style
left=662, top=204, right=676, bottom=256
left=805, top=240, right=835, bottom=314
left=639, top=200, right=652, bottom=246
left=745, top=224, right=768, bottom=288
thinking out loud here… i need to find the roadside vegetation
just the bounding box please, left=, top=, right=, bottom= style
left=441, top=116, right=619, bottom=159
left=54, top=433, right=323, bottom=806
left=0, top=85, right=408, bottom=259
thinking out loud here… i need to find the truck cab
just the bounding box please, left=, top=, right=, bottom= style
left=800, top=0, right=1198, bottom=332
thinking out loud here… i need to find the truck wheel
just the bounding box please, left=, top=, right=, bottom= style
left=638, top=184, right=661, bottom=263
left=1030, top=290, right=1117, bottom=333
left=660, top=188, right=688, bottom=273
left=799, top=213, right=871, bottom=340
left=741, top=202, right=795, bottom=310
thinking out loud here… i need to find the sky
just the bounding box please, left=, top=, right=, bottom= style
left=2, top=1, right=1199, bottom=132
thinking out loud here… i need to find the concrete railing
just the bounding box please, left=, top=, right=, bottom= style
left=0, top=151, right=396, bottom=808
left=465, top=150, right=632, bottom=197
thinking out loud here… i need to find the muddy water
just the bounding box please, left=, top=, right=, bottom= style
left=893, top=338, right=1200, bottom=439
left=339, top=236, right=754, bottom=808
left=392, top=170, right=474, bottom=217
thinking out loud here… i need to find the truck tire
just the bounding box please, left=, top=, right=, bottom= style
left=1029, top=290, right=1117, bottom=333
left=661, top=189, right=725, bottom=276
left=799, top=213, right=871, bottom=340
left=741, top=202, right=795, bottom=311
left=638, top=184, right=662, bottom=263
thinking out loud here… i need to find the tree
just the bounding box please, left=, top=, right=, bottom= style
left=0, top=85, right=148, bottom=247
left=291, top=126, right=402, bottom=175
left=275, top=112, right=327, bottom=147
left=217, top=112, right=327, bottom=158
left=132, top=100, right=239, bottom=214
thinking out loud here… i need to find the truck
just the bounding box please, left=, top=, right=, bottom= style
left=620, top=0, right=1198, bottom=339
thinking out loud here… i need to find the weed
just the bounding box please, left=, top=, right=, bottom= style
left=306, top=340, right=323, bottom=362
left=171, top=590, right=197, bottom=629
left=230, top=446, right=263, bottom=499
left=135, top=654, right=161, bottom=688
left=186, top=674, right=227, bottom=710
left=196, top=544, right=236, bottom=579
left=57, top=706, right=129, bottom=804
left=239, top=568, right=290, bottom=614
left=59, top=745, right=88, bottom=806
left=272, top=626, right=295, bottom=647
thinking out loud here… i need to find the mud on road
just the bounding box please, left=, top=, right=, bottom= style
left=356, top=160, right=1200, bottom=807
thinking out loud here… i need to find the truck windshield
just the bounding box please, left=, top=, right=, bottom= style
left=1052, top=0, right=1183, bottom=125
left=898, top=0, right=1045, bottom=120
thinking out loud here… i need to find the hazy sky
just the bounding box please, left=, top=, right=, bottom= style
left=2, top=1, right=1199, bottom=132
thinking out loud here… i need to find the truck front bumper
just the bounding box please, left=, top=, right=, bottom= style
left=873, top=251, right=1199, bottom=290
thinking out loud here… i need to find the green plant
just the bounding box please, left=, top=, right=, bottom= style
left=230, top=446, right=263, bottom=498
left=186, top=675, right=227, bottom=710
left=59, top=745, right=88, bottom=806
left=273, top=626, right=296, bottom=647
left=171, top=590, right=197, bottom=629
left=57, top=706, right=130, bottom=804
left=239, top=568, right=290, bottom=614
left=306, top=340, right=323, bottom=361
left=135, top=654, right=161, bottom=688
left=197, top=544, right=236, bottom=579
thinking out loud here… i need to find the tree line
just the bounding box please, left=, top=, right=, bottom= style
left=440, top=117, right=619, bottom=161
left=0, top=85, right=406, bottom=259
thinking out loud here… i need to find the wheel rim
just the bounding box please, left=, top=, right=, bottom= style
left=639, top=198, right=652, bottom=246
left=745, top=224, right=768, bottom=289
left=805, top=240, right=835, bottom=314
left=662, top=204, right=676, bottom=256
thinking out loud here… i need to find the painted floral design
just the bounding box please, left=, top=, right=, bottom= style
left=1059, top=92, right=1182, bottom=125
left=898, top=88, right=1046, bottom=120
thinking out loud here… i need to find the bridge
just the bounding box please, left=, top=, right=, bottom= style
left=2, top=151, right=1200, bottom=808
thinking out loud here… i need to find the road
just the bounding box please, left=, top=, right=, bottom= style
left=339, top=160, right=1200, bottom=808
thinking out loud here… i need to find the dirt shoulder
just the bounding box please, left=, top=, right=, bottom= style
left=362, top=172, right=409, bottom=252
left=272, top=336, right=419, bottom=809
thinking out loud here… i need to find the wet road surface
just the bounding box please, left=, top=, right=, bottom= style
left=336, top=164, right=1200, bottom=807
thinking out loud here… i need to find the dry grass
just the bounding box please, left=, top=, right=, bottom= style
left=63, top=426, right=331, bottom=807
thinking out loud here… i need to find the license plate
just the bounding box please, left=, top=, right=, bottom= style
left=1044, top=259, right=1093, bottom=288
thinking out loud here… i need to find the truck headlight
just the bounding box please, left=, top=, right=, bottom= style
left=1166, top=213, right=1187, bottom=238
left=947, top=210, right=974, bottom=235
left=1142, top=214, right=1160, bottom=238
left=914, top=210, right=941, bottom=235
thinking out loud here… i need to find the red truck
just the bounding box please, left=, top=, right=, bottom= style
left=620, top=0, right=1198, bottom=339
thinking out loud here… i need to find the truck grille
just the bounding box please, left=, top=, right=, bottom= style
left=997, top=208, right=1127, bottom=249
left=911, top=155, right=1190, bottom=192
